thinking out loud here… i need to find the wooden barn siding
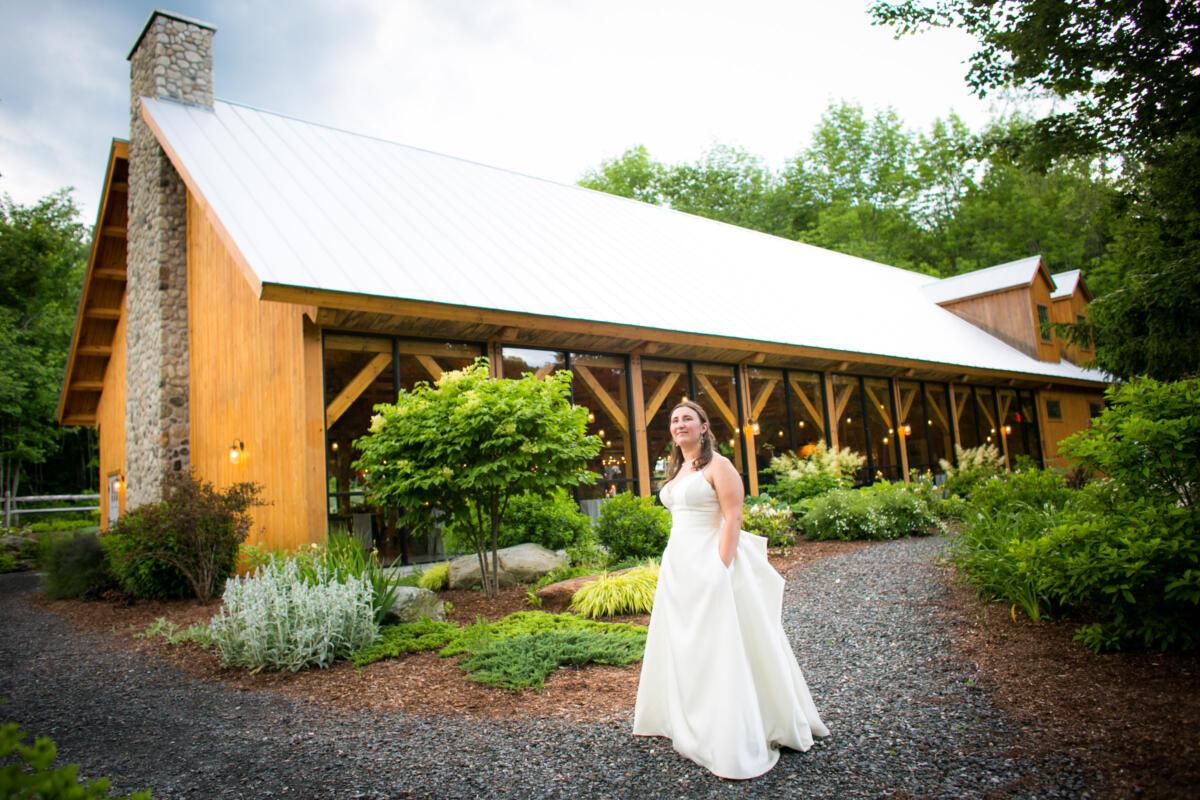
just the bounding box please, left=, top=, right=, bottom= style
left=186, top=195, right=326, bottom=551
left=1030, top=272, right=1060, bottom=363
left=96, top=308, right=128, bottom=530
left=942, top=287, right=1040, bottom=359
left=1038, top=387, right=1104, bottom=468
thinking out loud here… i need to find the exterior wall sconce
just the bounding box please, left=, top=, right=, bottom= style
left=113, top=474, right=125, bottom=493
left=902, top=424, right=912, bottom=436
left=1003, top=425, right=1012, bottom=435
left=229, top=439, right=245, bottom=465
left=743, top=418, right=761, bottom=437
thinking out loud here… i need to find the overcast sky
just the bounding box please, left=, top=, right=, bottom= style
left=1, top=0, right=1010, bottom=224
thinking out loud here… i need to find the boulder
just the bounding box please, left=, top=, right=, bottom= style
left=384, top=586, right=446, bottom=623
left=447, top=543, right=568, bottom=590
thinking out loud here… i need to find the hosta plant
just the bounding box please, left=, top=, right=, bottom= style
left=208, top=559, right=379, bottom=672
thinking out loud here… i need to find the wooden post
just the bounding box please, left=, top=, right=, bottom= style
left=891, top=378, right=911, bottom=483
left=302, top=316, right=328, bottom=545
left=485, top=338, right=504, bottom=378
left=628, top=354, right=652, bottom=497
left=949, top=382, right=963, bottom=463
left=737, top=363, right=758, bottom=496
left=822, top=371, right=838, bottom=449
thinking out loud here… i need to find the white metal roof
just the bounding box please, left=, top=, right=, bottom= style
left=920, top=255, right=1045, bottom=305
left=1050, top=269, right=1082, bottom=299
left=142, top=97, right=1104, bottom=384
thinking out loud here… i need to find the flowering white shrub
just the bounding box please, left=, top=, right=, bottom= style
left=208, top=559, right=379, bottom=672
left=742, top=497, right=797, bottom=547
left=938, top=444, right=1007, bottom=498
left=769, top=442, right=866, bottom=504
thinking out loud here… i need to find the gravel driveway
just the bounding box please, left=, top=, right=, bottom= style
left=0, top=536, right=1092, bottom=799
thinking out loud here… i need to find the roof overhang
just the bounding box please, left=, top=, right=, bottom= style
left=58, top=139, right=129, bottom=426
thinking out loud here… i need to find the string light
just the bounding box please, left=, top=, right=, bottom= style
left=587, top=412, right=596, bottom=423
left=331, top=441, right=339, bottom=452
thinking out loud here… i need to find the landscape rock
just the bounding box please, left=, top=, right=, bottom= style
left=384, top=586, right=446, bottom=623
left=535, top=568, right=636, bottom=611
left=447, top=543, right=568, bottom=590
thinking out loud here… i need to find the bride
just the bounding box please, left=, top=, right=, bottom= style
left=633, top=400, right=830, bottom=779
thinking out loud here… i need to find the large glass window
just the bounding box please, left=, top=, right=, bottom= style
left=832, top=375, right=869, bottom=483
left=974, top=386, right=1002, bottom=451
left=954, top=385, right=982, bottom=449
left=323, top=335, right=485, bottom=564
left=568, top=352, right=635, bottom=500
left=863, top=377, right=902, bottom=481
left=787, top=371, right=828, bottom=454
left=641, top=359, right=690, bottom=493
left=1018, top=390, right=1044, bottom=467
left=501, top=347, right=565, bottom=379
left=747, top=368, right=787, bottom=484
left=923, top=382, right=955, bottom=470
left=694, top=363, right=745, bottom=481
left=897, top=381, right=929, bottom=473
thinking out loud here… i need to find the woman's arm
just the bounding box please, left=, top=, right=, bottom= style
left=710, top=455, right=744, bottom=568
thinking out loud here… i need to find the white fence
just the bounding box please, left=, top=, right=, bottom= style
left=2, top=493, right=100, bottom=529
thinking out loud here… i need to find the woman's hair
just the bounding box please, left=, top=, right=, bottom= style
left=666, top=400, right=716, bottom=481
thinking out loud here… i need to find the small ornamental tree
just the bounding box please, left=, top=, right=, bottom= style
left=354, top=359, right=601, bottom=598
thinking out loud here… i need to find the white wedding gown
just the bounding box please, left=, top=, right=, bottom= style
left=633, top=469, right=830, bottom=779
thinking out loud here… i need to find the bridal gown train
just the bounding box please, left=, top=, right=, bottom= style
left=633, top=469, right=830, bottom=779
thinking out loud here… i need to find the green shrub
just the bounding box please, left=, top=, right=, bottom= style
left=742, top=495, right=797, bottom=547
left=40, top=532, right=113, bottom=599
left=594, top=492, right=670, bottom=563
left=938, top=444, right=1006, bottom=499
left=953, top=503, right=1063, bottom=622
left=498, top=489, right=592, bottom=551
left=967, top=467, right=1073, bottom=518
left=208, top=559, right=379, bottom=672
left=416, top=562, right=449, bottom=591
left=801, top=482, right=939, bottom=541
left=135, top=617, right=213, bottom=648
left=24, top=518, right=98, bottom=534
left=0, top=720, right=150, bottom=799
left=569, top=565, right=658, bottom=618
left=768, top=442, right=864, bottom=505
left=103, top=476, right=262, bottom=601
left=0, top=551, right=18, bottom=573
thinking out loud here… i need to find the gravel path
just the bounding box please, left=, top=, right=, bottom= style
left=0, top=536, right=1091, bottom=799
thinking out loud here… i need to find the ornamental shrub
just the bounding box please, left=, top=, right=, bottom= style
left=103, top=476, right=262, bottom=602
left=594, top=492, right=670, bottom=563
left=801, top=482, right=939, bottom=541
left=938, top=444, right=1006, bottom=499
left=569, top=564, right=658, bottom=618
left=208, top=559, right=379, bottom=672
left=967, top=467, right=1073, bottom=518
left=768, top=442, right=864, bottom=506
left=40, top=532, right=113, bottom=599
left=742, top=495, right=797, bottom=547
left=496, top=489, right=593, bottom=551
left=416, top=562, right=450, bottom=592
left=257, top=533, right=402, bottom=624
left=0, top=720, right=150, bottom=799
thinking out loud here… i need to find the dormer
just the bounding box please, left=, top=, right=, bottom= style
left=1050, top=269, right=1094, bottom=365
left=922, top=255, right=1060, bottom=362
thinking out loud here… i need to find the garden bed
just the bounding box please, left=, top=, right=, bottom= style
left=942, top=566, right=1200, bottom=799
left=29, top=539, right=870, bottom=725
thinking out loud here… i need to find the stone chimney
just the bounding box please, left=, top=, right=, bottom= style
left=125, top=10, right=216, bottom=507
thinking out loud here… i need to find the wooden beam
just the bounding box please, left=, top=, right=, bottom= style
left=899, top=387, right=918, bottom=421
left=628, top=355, right=652, bottom=497
left=101, top=225, right=126, bottom=238
left=823, top=372, right=838, bottom=448
left=93, top=268, right=126, bottom=281
left=950, top=384, right=965, bottom=453
left=789, top=378, right=826, bottom=434
left=70, top=381, right=104, bottom=391
left=644, top=372, right=680, bottom=424
left=975, top=393, right=997, bottom=431
left=737, top=363, right=758, bottom=496
left=110, top=181, right=129, bottom=193
left=695, top=373, right=737, bottom=429
left=573, top=364, right=628, bottom=434
left=77, top=345, right=113, bottom=357
left=415, top=355, right=443, bottom=381
left=750, top=379, right=777, bottom=420
left=325, top=352, right=391, bottom=427
left=84, top=307, right=121, bottom=320
left=928, top=395, right=951, bottom=434
left=833, top=384, right=855, bottom=424
left=864, top=384, right=893, bottom=430
left=892, top=379, right=910, bottom=482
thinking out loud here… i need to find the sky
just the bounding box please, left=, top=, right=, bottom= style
left=0, top=0, right=1013, bottom=225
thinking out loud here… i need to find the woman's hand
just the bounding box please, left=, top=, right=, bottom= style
left=710, top=455, right=744, bottom=568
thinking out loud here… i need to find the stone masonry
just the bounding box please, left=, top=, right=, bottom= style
left=125, top=12, right=215, bottom=507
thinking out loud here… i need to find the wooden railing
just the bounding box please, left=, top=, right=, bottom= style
left=2, top=493, right=100, bottom=528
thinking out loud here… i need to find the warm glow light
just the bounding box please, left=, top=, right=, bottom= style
left=798, top=420, right=805, bottom=428
left=727, top=439, right=735, bottom=448
left=777, top=430, right=784, bottom=438
left=903, top=424, right=912, bottom=436
left=331, top=441, right=339, bottom=452
left=587, top=412, right=596, bottom=423
left=605, top=439, right=613, bottom=447
left=1004, top=425, right=1012, bottom=434
left=113, top=479, right=123, bottom=493
left=751, top=421, right=761, bottom=436
left=888, top=427, right=894, bottom=435
left=598, top=428, right=605, bottom=438
left=846, top=417, right=852, bottom=424
left=229, top=439, right=245, bottom=465
left=882, top=436, right=889, bottom=444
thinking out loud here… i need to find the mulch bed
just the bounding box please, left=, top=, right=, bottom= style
left=28, top=539, right=870, bottom=725
left=941, top=567, right=1200, bottom=799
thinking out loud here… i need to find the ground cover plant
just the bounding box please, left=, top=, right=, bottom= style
left=801, top=480, right=941, bottom=541
left=954, top=377, right=1200, bottom=652
left=351, top=610, right=647, bottom=689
